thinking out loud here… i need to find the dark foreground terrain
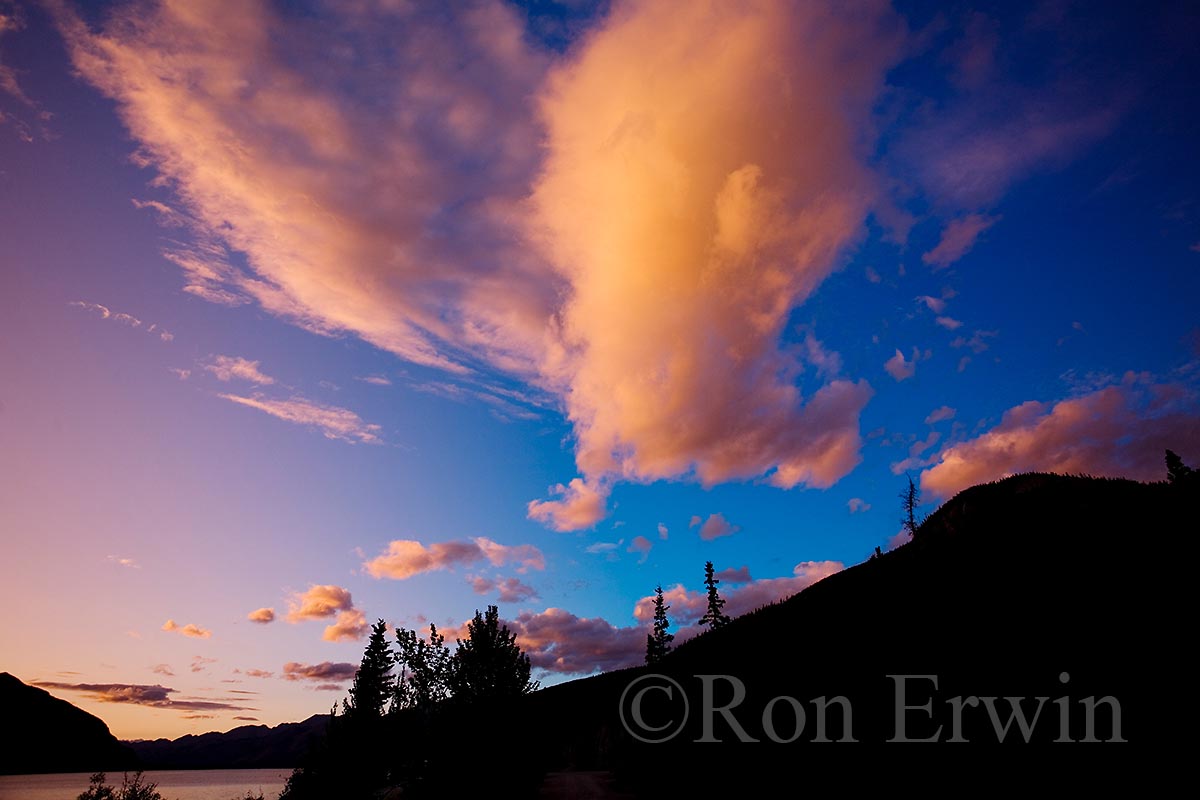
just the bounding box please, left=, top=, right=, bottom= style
left=375, top=473, right=1187, bottom=794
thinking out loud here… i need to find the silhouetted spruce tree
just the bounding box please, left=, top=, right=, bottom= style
left=900, top=474, right=926, bottom=538
left=394, top=622, right=452, bottom=712
left=645, top=584, right=675, bottom=664
left=1166, top=449, right=1195, bottom=485
left=698, top=562, right=730, bottom=630
left=447, top=605, right=539, bottom=701
left=345, top=618, right=395, bottom=720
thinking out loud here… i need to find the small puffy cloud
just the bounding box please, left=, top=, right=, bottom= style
left=281, top=662, right=357, bottom=684
left=922, top=214, right=998, bottom=269
left=714, top=566, right=752, bottom=584
left=32, top=681, right=254, bottom=712
left=936, top=316, right=963, bottom=330
left=526, top=478, right=607, bottom=532
left=688, top=515, right=702, bottom=528
left=697, top=513, right=738, bottom=541
left=470, top=575, right=538, bottom=603
left=848, top=497, right=871, bottom=514
left=921, top=377, right=1200, bottom=498
left=951, top=329, right=998, bottom=354
left=506, top=608, right=645, bottom=675
left=364, top=537, right=544, bottom=580
left=917, top=295, right=947, bottom=314
left=584, top=539, right=622, bottom=555
left=246, top=607, right=275, bottom=624
left=204, top=355, right=275, bottom=385
left=169, top=368, right=191, bottom=380
left=323, top=609, right=369, bottom=642
left=162, top=619, right=211, bottom=639
left=925, top=406, right=956, bottom=425
left=627, top=535, right=653, bottom=563
left=884, top=349, right=917, bottom=381
left=657, top=522, right=668, bottom=540
left=865, top=266, right=882, bottom=284
left=218, top=394, right=382, bottom=444
left=286, top=585, right=355, bottom=622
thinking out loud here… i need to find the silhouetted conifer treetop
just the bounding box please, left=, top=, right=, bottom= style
left=645, top=584, right=675, bottom=664
left=900, top=474, right=927, bottom=538
left=344, top=619, right=395, bottom=720
left=1166, top=449, right=1196, bottom=485
left=699, top=561, right=730, bottom=630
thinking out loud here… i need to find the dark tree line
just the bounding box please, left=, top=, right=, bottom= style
left=280, top=605, right=538, bottom=799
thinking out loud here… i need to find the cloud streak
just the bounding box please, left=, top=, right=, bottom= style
left=217, top=394, right=382, bottom=444
left=161, top=619, right=211, bottom=639
left=32, top=681, right=254, bottom=712
left=364, top=537, right=544, bottom=580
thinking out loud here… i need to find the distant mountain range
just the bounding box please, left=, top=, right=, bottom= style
left=127, top=714, right=329, bottom=770
left=0, top=672, right=137, bottom=775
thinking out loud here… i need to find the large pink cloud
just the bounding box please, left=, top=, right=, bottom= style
left=525, top=1, right=898, bottom=521
left=57, top=1, right=904, bottom=530
left=364, top=536, right=545, bottom=580
left=920, top=375, right=1200, bottom=499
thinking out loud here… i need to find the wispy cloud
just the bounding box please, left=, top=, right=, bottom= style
left=469, top=575, right=538, bottom=603
left=68, top=301, right=173, bottom=341
left=106, top=555, right=139, bottom=569
left=364, top=537, right=544, bottom=580
left=217, top=394, right=382, bottom=444
left=32, top=681, right=254, bottom=712
left=281, top=662, right=357, bottom=684
left=847, top=498, right=871, bottom=514
left=925, top=406, right=956, bottom=425
left=204, top=355, right=275, bottom=385
left=161, top=619, right=211, bottom=639
left=922, top=214, right=998, bottom=269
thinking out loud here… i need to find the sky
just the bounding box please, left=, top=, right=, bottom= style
left=1, top=0, right=1198, bottom=741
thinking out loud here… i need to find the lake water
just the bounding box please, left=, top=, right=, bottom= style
left=0, top=769, right=290, bottom=800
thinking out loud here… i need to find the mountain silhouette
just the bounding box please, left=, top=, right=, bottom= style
left=376, top=473, right=1187, bottom=794
left=127, top=714, right=329, bottom=769
left=0, top=672, right=138, bottom=775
